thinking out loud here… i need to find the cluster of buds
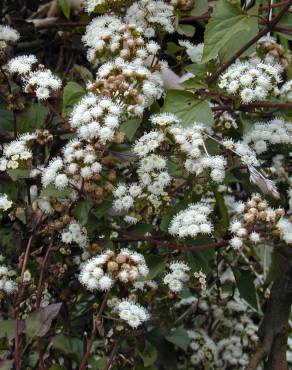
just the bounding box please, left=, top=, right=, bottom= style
left=90, top=58, right=164, bottom=117
left=229, top=194, right=286, bottom=249
left=35, top=129, right=53, bottom=145
left=194, top=270, right=207, bottom=293
left=214, top=112, right=238, bottom=134
left=79, top=249, right=149, bottom=291
left=256, top=36, right=291, bottom=68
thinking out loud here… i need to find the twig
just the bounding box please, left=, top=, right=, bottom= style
left=79, top=290, right=111, bottom=370
left=116, top=230, right=229, bottom=252
left=105, top=337, right=123, bottom=370
left=206, top=0, right=292, bottom=85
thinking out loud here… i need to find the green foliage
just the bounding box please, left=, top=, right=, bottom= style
left=202, top=0, right=258, bottom=63
left=62, top=81, right=86, bottom=116
left=162, top=90, right=214, bottom=126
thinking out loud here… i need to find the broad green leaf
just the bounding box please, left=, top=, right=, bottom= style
left=59, top=0, right=71, bottom=18
left=181, top=77, right=207, bottom=90
left=92, top=199, right=113, bottom=219
left=120, top=118, right=142, bottom=140
left=7, top=169, right=30, bottom=181
left=186, top=249, right=214, bottom=274
left=17, top=103, right=49, bottom=133
left=176, top=24, right=196, bottom=37
left=165, top=328, right=190, bottom=352
left=52, top=334, right=83, bottom=362
left=139, top=343, right=158, bottom=367
left=190, top=0, right=208, bottom=15
left=213, top=187, right=229, bottom=235
left=25, top=303, right=62, bottom=338
left=233, top=268, right=258, bottom=311
left=162, top=90, right=214, bottom=126
left=62, top=81, right=85, bottom=116
left=0, top=109, right=13, bottom=132
left=145, top=255, right=166, bottom=280
left=202, top=0, right=258, bottom=63
left=72, top=200, right=94, bottom=225
left=40, top=185, right=72, bottom=199
left=49, top=366, right=66, bottom=370
left=0, top=320, right=16, bottom=341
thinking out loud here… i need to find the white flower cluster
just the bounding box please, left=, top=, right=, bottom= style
left=61, top=222, right=88, bottom=249
left=79, top=249, right=149, bottom=291
left=163, top=261, right=190, bottom=292
left=113, top=153, right=171, bottom=214
left=187, top=330, right=218, bottom=366
left=179, top=40, right=204, bottom=63
left=83, top=16, right=160, bottom=66
left=70, top=94, right=123, bottom=143
left=150, top=112, right=181, bottom=127
left=217, top=336, right=250, bottom=367
left=114, top=299, right=150, bottom=328
left=0, top=194, right=12, bottom=211
left=169, top=124, right=226, bottom=183
left=41, top=157, right=67, bottom=189
left=0, top=265, right=17, bottom=295
left=177, top=291, right=259, bottom=369
left=125, top=0, right=175, bottom=38
left=133, top=130, right=164, bottom=157
left=169, top=201, right=213, bottom=238
left=278, top=80, right=292, bottom=101
left=6, top=54, right=61, bottom=100
left=113, top=183, right=142, bottom=212
left=42, top=141, right=103, bottom=191
left=219, top=57, right=282, bottom=103
left=243, top=118, right=292, bottom=154
left=84, top=0, right=123, bottom=12
left=0, top=25, right=19, bottom=49
left=93, top=57, right=164, bottom=117
left=0, top=133, right=36, bottom=171
left=138, top=154, right=171, bottom=204
left=277, top=218, right=292, bottom=244
left=222, top=139, right=259, bottom=167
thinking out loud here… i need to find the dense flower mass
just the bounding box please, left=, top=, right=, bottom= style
left=219, top=57, right=282, bottom=102
left=0, top=0, right=292, bottom=369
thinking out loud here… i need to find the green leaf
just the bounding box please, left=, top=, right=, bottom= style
left=92, top=199, right=113, bottom=219
left=7, top=169, right=30, bottom=181
left=25, top=303, right=62, bottom=338
left=202, top=0, right=258, bottom=63
left=17, top=103, right=49, bottom=133
left=120, top=118, right=142, bottom=140
left=190, top=0, right=208, bottom=15
left=72, top=200, right=94, bottom=225
left=62, top=81, right=85, bottom=116
left=165, top=328, right=190, bottom=352
left=139, top=343, right=158, bottom=367
left=186, top=249, right=214, bottom=274
left=144, top=255, right=166, bottom=280
left=40, top=185, right=72, bottom=199
left=181, top=76, right=207, bottom=90
left=0, top=320, right=16, bottom=340
left=52, top=334, right=83, bottom=362
left=162, top=90, right=214, bottom=126
left=49, top=366, right=66, bottom=370
left=59, top=0, right=71, bottom=18
left=213, top=187, right=229, bottom=235
left=0, top=109, right=13, bottom=132
left=176, top=24, right=196, bottom=37
left=233, top=268, right=258, bottom=310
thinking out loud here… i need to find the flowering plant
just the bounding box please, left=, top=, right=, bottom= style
left=0, top=0, right=291, bottom=369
